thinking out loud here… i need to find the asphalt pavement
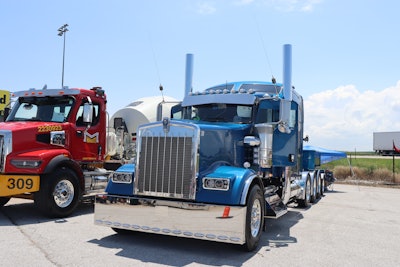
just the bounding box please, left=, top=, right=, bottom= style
left=1, top=184, right=400, bottom=267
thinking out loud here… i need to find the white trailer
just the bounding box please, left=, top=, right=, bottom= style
left=373, top=131, right=400, bottom=155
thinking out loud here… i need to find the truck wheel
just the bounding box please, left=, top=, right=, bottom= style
left=242, top=185, right=264, bottom=252
left=316, top=174, right=321, bottom=199
left=310, top=177, right=317, bottom=203
left=298, top=177, right=311, bottom=207
left=0, top=197, right=10, bottom=207
left=35, top=168, right=81, bottom=218
left=320, top=176, right=325, bottom=196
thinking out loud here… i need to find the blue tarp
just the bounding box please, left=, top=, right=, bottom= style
left=303, top=145, right=347, bottom=164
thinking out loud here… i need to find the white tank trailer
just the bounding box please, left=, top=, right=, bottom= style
left=106, top=95, right=179, bottom=161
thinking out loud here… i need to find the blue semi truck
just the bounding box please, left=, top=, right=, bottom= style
left=94, top=44, right=331, bottom=251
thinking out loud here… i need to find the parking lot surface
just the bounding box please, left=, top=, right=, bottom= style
left=1, top=184, right=400, bottom=267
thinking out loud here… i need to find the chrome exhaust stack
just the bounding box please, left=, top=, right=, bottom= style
left=278, top=44, right=292, bottom=134
left=255, top=124, right=274, bottom=168
left=184, top=53, right=194, bottom=96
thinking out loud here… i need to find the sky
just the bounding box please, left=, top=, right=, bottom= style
left=1, top=0, right=399, bottom=151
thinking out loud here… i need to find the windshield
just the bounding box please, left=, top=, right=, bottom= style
left=189, top=104, right=252, bottom=123
left=7, top=96, right=75, bottom=123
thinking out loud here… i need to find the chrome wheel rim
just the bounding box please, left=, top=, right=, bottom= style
left=305, top=179, right=311, bottom=202
left=250, top=199, right=262, bottom=237
left=53, top=180, right=75, bottom=208
left=313, top=178, right=317, bottom=197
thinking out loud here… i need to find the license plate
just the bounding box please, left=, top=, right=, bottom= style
left=0, top=175, right=40, bottom=197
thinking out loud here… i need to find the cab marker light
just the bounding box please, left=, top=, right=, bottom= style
left=217, top=206, right=233, bottom=219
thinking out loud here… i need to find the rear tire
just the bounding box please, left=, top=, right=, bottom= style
left=35, top=168, right=81, bottom=218
left=0, top=197, right=10, bottom=207
left=298, top=177, right=311, bottom=208
left=320, top=176, right=325, bottom=196
left=310, top=177, right=317, bottom=203
left=242, top=185, right=264, bottom=252
left=316, top=174, right=321, bottom=199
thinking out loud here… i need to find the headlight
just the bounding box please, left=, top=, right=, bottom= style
left=50, top=131, right=65, bottom=146
left=202, top=177, right=230, bottom=191
left=111, top=172, right=132, bottom=184
left=11, top=159, right=42, bottom=168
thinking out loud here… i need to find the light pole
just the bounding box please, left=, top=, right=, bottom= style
left=58, top=24, right=69, bottom=88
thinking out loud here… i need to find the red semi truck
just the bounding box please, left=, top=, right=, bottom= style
left=0, top=86, right=177, bottom=217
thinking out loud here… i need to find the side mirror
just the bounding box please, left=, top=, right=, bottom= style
left=82, top=102, right=93, bottom=123
left=244, top=136, right=260, bottom=146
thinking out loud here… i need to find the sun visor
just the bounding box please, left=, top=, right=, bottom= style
left=182, top=93, right=256, bottom=107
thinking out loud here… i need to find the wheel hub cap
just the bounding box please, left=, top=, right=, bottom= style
left=53, top=180, right=75, bottom=208
left=250, top=199, right=262, bottom=237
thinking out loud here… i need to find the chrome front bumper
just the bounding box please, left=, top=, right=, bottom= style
left=94, top=194, right=247, bottom=244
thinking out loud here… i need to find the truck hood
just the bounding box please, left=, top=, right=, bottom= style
left=0, top=121, right=57, bottom=131
left=0, top=121, right=66, bottom=153
left=193, top=121, right=252, bottom=174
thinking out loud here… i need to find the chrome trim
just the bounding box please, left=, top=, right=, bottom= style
left=135, top=120, right=200, bottom=200
left=84, top=170, right=112, bottom=193
left=111, top=172, right=132, bottom=184
left=239, top=174, right=258, bottom=205
left=298, top=172, right=312, bottom=200
left=202, top=177, right=230, bottom=191
left=95, top=195, right=247, bottom=245
left=255, top=123, right=274, bottom=168
left=50, top=130, right=65, bottom=146
left=0, top=130, right=12, bottom=173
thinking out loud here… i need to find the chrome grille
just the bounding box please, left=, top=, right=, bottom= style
left=0, top=135, right=4, bottom=172
left=135, top=120, right=199, bottom=200
left=0, top=131, right=12, bottom=173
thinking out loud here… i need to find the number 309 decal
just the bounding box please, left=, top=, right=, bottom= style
left=7, top=178, right=34, bottom=190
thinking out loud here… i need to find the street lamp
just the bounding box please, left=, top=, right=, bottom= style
left=58, top=24, right=69, bottom=88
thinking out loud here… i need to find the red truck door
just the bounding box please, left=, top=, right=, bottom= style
left=70, top=100, right=105, bottom=162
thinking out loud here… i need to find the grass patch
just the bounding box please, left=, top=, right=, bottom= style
left=321, top=156, right=400, bottom=185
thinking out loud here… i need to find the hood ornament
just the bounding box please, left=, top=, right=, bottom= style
left=162, top=117, right=170, bottom=133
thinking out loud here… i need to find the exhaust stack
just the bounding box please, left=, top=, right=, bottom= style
left=255, top=124, right=274, bottom=168
left=283, top=44, right=292, bottom=101
left=278, top=44, right=292, bottom=134
left=184, top=53, right=194, bottom=96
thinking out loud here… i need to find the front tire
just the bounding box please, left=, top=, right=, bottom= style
left=243, top=185, right=264, bottom=252
left=35, top=168, right=81, bottom=218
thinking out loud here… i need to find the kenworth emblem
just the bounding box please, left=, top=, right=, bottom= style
left=162, top=117, right=170, bottom=133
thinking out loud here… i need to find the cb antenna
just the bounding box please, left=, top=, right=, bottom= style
left=147, top=33, right=164, bottom=100
left=159, top=84, right=165, bottom=102
left=253, top=16, right=279, bottom=93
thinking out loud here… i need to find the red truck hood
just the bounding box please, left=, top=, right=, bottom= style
left=0, top=121, right=66, bottom=152
left=0, top=121, right=57, bottom=131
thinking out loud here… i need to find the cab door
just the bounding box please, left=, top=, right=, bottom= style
left=70, top=100, right=105, bottom=162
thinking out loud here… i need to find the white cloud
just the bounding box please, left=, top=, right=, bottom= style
left=299, top=0, right=322, bottom=12
left=304, top=81, right=400, bottom=151
left=196, top=0, right=321, bottom=14
left=234, top=0, right=255, bottom=6
left=259, top=0, right=322, bottom=12
left=197, top=1, right=217, bottom=15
